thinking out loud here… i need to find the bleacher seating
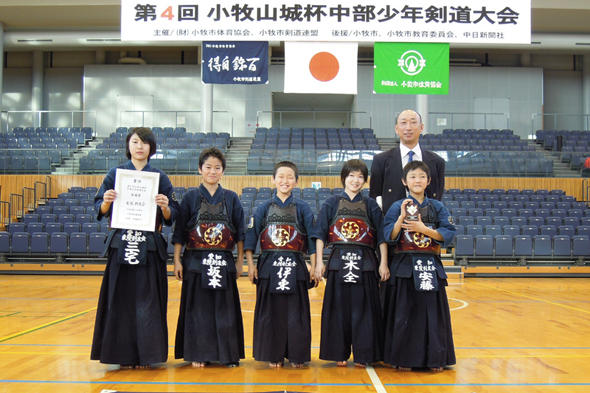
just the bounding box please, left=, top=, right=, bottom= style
left=450, top=187, right=590, bottom=265
left=0, top=126, right=95, bottom=174
left=535, top=129, right=590, bottom=172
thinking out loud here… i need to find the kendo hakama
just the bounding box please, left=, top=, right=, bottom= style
left=173, top=185, right=245, bottom=364
left=312, top=193, right=385, bottom=364
left=245, top=196, right=316, bottom=364
left=382, top=197, right=456, bottom=369
left=90, top=162, right=179, bottom=366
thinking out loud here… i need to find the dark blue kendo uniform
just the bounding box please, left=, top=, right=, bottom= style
left=172, top=184, right=245, bottom=365
left=312, top=192, right=386, bottom=364
left=245, top=194, right=316, bottom=364
left=383, top=196, right=456, bottom=369
left=91, top=160, right=179, bottom=366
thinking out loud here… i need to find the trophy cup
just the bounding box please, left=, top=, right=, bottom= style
left=405, top=202, right=420, bottom=221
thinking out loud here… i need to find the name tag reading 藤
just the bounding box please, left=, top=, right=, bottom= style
left=200, top=252, right=228, bottom=290
left=117, top=230, right=148, bottom=265
left=412, top=256, right=439, bottom=291
left=339, top=249, right=363, bottom=284
left=269, top=253, right=297, bottom=294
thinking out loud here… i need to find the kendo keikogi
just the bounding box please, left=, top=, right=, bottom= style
left=173, top=186, right=245, bottom=365
left=312, top=193, right=385, bottom=365
left=247, top=197, right=316, bottom=365
left=382, top=196, right=456, bottom=369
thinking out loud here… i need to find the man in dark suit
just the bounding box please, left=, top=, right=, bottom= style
left=370, top=109, right=445, bottom=215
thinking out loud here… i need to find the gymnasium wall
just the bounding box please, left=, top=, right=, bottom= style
left=0, top=175, right=587, bottom=207
left=0, top=51, right=582, bottom=139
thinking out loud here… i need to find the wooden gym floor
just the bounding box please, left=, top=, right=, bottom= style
left=1, top=273, right=590, bottom=393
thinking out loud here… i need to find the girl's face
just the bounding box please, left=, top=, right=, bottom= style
left=199, top=156, right=224, bottom=186
left=344, top=170, right=365, bottom=194
left=128, top=133, right=150, bottom=162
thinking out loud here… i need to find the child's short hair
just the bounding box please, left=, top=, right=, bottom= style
left=340, top=159, right=368, bottom=187
left=273, top=161, right=299, bottom=180
left=403, top=161, right=431, bottom=181
left=198, top=147, right=226, bottom=170
left=125, top=127, right=157, bottom=161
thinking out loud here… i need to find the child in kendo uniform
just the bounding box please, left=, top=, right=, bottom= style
left=382, top=160, right=456, bottom=372
left=245, top=161, right=316, bottom=368
left=172, top=148, right=245, bottom=368
left=311, top=159, right=390, bottom=368
left=91, top=127, right=179, bottom=369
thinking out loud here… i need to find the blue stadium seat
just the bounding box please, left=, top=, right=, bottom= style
left=58, top=214, right=75, bottom=225
left=533, top=235, right=552, bottom=257
left=572, top=235, right=590, bottom=258
left=455, top=235, right=474, bottom=258
left=484, top=225, right=502, bottom=238
left=475, top=235, right=493, bottom=256
left=503, top=225, right=520, bottom=238
left=45, top=222, right=63, bottom=235
left=89, top=232, right=107, bottom=254
left=540, top=225, right=558, bottom=238
left=558, top=225, right=575, bottom=238
left=31, top=232, right=49, bottom=253
left=23, top=214, right=40, bottom=224
left=514, top=235, right=533, bottom=257
left=494, top=235, right=513, bottom=257
left=553, top=235, right=571, bottom=257
left=9, top=223, right=26, bottom=235
left=0, top=232, right=10, bottom=253
left=53, top=206, right=69, bottom=217
left=50, top=232, right=68, bottom=253
left=26, top=223, right=44, bottom=235
left=11, top=232, right=30, bottom=253
left=69, top=232, right=88, bottom=254
left=522, top=225, right=539, bottom=237
left=82, top=223, right=100, bottom=236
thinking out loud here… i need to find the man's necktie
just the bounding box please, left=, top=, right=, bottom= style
left=408, top=150, right=415, bottom=162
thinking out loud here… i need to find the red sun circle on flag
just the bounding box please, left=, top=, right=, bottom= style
left=309, top=52, right=340, bottom=82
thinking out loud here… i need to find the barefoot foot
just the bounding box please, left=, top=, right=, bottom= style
left=291, top=362, right=304, bottom=368
left=398, top=366, right=412, bottom=371
left=354, top=363, right=367, bottom=368
left=192, top=361, right=209, bottom=368
left=269, top=362, right=283, bottom=368
left=336, top=361, right=347, bottom=367
left=430, top=367, right=444, bottom=372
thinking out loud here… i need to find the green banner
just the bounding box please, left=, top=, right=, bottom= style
left=373, top=42, right=449, bottom=95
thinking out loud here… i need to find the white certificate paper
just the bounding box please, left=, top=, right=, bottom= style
left=111, top=169, right=160, bottom=231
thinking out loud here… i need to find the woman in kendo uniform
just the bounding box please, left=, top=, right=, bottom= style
left=91, top=127, right=179, bottom=369
left=312, top=159, right=390, bottom=368
left=172, top=148, right=245, bottom=368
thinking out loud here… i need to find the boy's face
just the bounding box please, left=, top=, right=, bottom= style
left=402, top=168, right=431, bottom=195
left=199, top=156, right=224, bottom=186
left=272, top=166, right=298, bottom=197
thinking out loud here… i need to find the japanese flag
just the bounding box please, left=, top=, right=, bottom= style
left=284, top=42, right=358, bottom=95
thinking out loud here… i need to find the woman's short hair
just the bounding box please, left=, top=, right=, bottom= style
left=125, top=127, right=157, bottom=161
left=340, top=159, right=368, bottom=187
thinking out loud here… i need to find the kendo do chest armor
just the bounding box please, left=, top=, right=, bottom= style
left=186, top=196, right=236, bottom=251
left=326, top=197, right=377, bottom=248
left=395, top=203, right=441, bottom=255
left=260, top=202, right=307, bottom=253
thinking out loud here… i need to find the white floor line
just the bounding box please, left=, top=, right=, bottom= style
left=366, top=364, right=387, bottom=393
left=448, top=297, right=469, bottom=311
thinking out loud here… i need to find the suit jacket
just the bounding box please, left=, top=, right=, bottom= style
left=369, top=146, right=445, bottom=215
